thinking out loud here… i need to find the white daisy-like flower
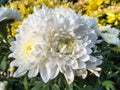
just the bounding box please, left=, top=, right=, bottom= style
left=98, top=25, right=111, bottom=32
left=101, top=33, right=120, bottom=45
left=0, top=6, right=21, bottom=21
left=107, top=27, right=120, bottom=36
left=9, top=4, right=102, bottom=84
left=98, top=25, right=120, bottom=36
left=98, top=25, right=120, bottom=45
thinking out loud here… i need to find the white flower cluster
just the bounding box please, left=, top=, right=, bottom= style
left=0, top=6, right=21, bottom=21
left=9, top=5, right=102, bottom=84
left=98, top=25, right=120, bottom=45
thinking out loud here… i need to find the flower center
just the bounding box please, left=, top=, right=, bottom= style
left=23, top=40, right=33, bottom=58
left=107, top=36, right=113, bottom=41
left=56, top=38, right=76, bottom=54
left=25, top=45, right=32, bottom=54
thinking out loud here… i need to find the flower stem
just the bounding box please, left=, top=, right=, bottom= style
left=23, top=76, right=29, bottom=90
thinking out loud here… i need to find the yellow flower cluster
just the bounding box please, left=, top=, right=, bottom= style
left=6, top=0, right=87, bottom=18
left=80, top=0, right=120, bottom=26
left=7, top=21, right=22, bottom=38
left=105, top=5, right=120, bottom=26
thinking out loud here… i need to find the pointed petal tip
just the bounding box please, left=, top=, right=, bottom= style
left=34, top=6, right=39, bottom=12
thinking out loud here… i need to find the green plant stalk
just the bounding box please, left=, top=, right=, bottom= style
left=23, top=76, right=30, bottom=90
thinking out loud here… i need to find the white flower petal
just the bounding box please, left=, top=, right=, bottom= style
left=28, top=65, right=39, bottom=78
left=89, top=56, right=97, bottom=62
left=75, top=69, right=88, bottom=79
left=88, top=69, right=100, bottom=77
left=63, top=66, right=74, bottom=84
left=34, top=6, right=39, bottom=14
left=0, top=6, right=21, bottom=21
left=86, top=47, right=92, bottom=54
left=77, top=61, right=86, bottom=69
left=80, top=55, right=90, bottom=62
left=40, top=66, right=50, bottom=83
left=0, top=17, right=7, bottom=21
left=10, top=60, right=23, bottom=66
left=49, top=65, right=60, bottom=79
left=13, top=66, right=27, bottom=77
left=70, top=60, right=78, bottom=69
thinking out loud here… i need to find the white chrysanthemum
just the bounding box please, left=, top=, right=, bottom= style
left=101, top=33, right=120, bottom=45
left=0, top=6, right=21, bottom=21
left=9, top=4, right=102, bottom=84
left=98, top=25, right=120, bottom=45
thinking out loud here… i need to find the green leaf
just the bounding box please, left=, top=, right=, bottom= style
left=31, top=86, right=43, bottom=90
left=65, top=83, right=73, bottom=90
left=52, top=84, right=60, bottom=90
left=31, top=81, right=46, bottom=90
left=0, top=0, right=9, bottom=5
left=32, top=85, right=49, bottom=90
left=23, top=76, right=29, bottom=90
left=94, top=85, right=105, bottom=90
left=33, top=81, right=45, bottom=87
left=102, top=80, right=116, bottom=90
left=79, top=86, right=93, bottom=90
left=0, top=55, right=7, bottom=71
left=0, top=21, right=8, bottom=39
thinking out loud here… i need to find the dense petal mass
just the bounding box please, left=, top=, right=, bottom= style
left=9, top=4, right=102, bottom=84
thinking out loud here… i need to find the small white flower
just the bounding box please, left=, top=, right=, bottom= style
left=9, top=4, right=102, bottom=84
left=101, top=33, right=120, bottom=45
left=98, top=25, right=111, bottom=32
left=98, top=25, right=120, bottom=45
left=0, top=6, right=21, bottom=21
left=107, top=28, right=120, bottom=36
left=98, top=25, right=119, bottom=36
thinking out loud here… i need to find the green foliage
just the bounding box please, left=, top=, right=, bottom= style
left=102, top=80, right=115, bottom=90
left=7, top=77, right=25, bottom=90
left=0, top=0, right=9, bottom=5
left=0, top=20, right=12, bottom=70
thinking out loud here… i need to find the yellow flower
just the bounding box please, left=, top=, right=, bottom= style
left=107, top=13, right=116, bottom=23
left=7, top=21, right=22, bottom=38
